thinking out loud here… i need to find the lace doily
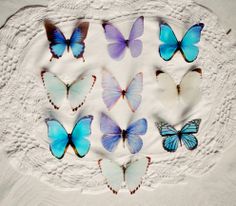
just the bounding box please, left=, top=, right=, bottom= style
left=0, top=0, right=235, bottom=193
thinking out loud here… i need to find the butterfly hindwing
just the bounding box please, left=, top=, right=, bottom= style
left=70, top=115, right=93, bottom=157
left=46, top=119, right=69, bottom=159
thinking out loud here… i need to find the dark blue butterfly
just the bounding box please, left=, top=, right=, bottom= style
left=100, top=113, right=147, bottom=154
left=45, top=116, right=93, bottom=159
left=156, top=119, right=201, bottom=152
left=159, top=23, right=204, bottom=62
left=44, top=19, right=89, bottom=61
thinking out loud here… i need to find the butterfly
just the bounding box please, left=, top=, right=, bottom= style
left=100, top=113, right=147, bottom=154
left=98, top=157, right=151, bottom=194
left=159, top=23, right=204, bottom=62
left=156, top=119, right=201, bottom=152
left=102, top=16, right=144, bottom=60
left=44, top=19, right=89, bottom=61
left=156, top=68, right=202, bottom=107
left=45, top=115, right=93, bottom=159
left=102, top=70, right=143, bottom=112
left=41, top=70, right=96, bottom=111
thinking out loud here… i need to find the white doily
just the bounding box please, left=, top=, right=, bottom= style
left=0, top=0, right=235, bottom=193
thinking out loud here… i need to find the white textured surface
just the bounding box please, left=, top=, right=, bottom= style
left=0, top=0, right=236, bottom=205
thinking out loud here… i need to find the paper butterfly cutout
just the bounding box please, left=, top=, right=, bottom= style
left=44, top=19, right=89, bottom=61
left=100, top=113, right=147, bottom=154
left=156, top=68, right=202, bottom=107
left=41, top=70, right=96, bottom=111
left=156, top=119, right=201, bottom=152
left=102, top=70, right=143, bottom=112
left=98, top=157, right=151, bottom=194
left=46, top=116, right=93, bottom=159
left=102, top=16, right=144, bottom=60
left=159, top=23, right=204, bottom=62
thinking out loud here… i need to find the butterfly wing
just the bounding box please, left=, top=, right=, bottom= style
left=125, top=157, right=151, bottom=194
left=70, top=22, right=89, bottom=59
left=100, top=113, right=122, bottom=152
left=180, top=23, right=204, bottom=62
left=45, top=119, right=69, bottom=159
left=102, top=70, right=122, bottom=110
left=41, top=71, right=67, bottom=109
left=128, top=16, right=144, bottom=57
left=159, top=23, right=178, bottom=61
left=98, top=159, right=124, bottom=194
left=44, top=19, right=67, bottom=59
left=156, top=122, right=179, bottom=152
left=125, top=72, right=143, bottom=112
left=126, top=118, right=147, bottom=154
left=180, top=119, right=201, bottom=150
left=68, top=75, right=96, bottom=111
left=70, top=115, right=93, bottom=157
left=179, top=68, right=202, bottom=106
left=103, top=23, right=126, bottom=59
left=156, top=70, right=179, bottom=106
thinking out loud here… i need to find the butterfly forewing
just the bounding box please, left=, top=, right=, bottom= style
left=98, top=159, right=124, bottom=194
left=125, top=157, right=151, bottom=194
left=68, top=75, right=96, bottom=111
left=41, top=71, right=67, bottom=109
left=181, top=119, right=201, bottom=134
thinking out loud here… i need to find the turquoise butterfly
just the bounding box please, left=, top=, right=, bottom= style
left=159, top=23, right=204, bottom=62
left=156, top=119, right=201, bottom=152
left=46, top=116, right=93, bottom=159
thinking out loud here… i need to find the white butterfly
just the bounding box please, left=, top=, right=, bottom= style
left=156, top=68, right=202, bottom=108
left=41, top=70, right=96, bottom=111
left=98, top=157, right=151, bottom=194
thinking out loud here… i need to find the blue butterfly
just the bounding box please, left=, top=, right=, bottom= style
left=100, top=113, right=147, bottom=154
left=44, top=19, right=89, bottom=61
left=45, top=115, right=93, bottom=159
left=156, top=119, right=201, bottom=152
left=159, top=23, right=204, bottom=62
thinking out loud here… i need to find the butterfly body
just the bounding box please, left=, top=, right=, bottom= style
left=156, top=119, right=201, bottom=152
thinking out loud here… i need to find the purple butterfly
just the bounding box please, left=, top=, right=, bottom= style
left=102, top=70, right=143, bottom=112
left=100, top=113, right=147, bottom=154
left=102, top=16, right=144, bottom=60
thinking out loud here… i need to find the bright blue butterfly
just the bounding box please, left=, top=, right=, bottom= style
left=159, top=23, right=204, bottom=62
left=45, top=115, right=93, bottom=159
left=44, top=19, right=89, bottom=61
left=156, top=119, right=201, bottom=152
left=100, top=113, right=147, bottom=154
